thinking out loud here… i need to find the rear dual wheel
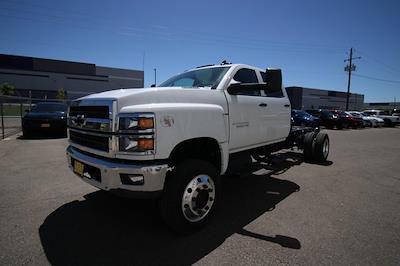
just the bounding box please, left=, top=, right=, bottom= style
left=303, top=132, right=330, bottom=162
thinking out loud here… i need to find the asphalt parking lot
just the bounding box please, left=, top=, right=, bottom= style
left=0, top=128, right=399, bottom=265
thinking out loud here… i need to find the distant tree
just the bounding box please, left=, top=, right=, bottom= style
left=0, top=83, right=15, bottom=96
left=56, top=88, right=67, bottom=100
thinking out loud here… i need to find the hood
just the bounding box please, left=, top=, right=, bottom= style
left=78, top=86, right=228, bottom=113
left=81, top=87, right=168, bottom=100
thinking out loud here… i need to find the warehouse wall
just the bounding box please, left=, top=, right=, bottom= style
left=286, top=87, right=365, bottom=111
left=0, top=54, right=144, bottom=99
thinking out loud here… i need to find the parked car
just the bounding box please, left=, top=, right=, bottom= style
left=349, top=111, right=384, bottom=127
left=291, top=109, right=320, bottom=128
left=392, top=109, right=400, bottom=116
left=347, top=111, right=371, bottom=127
left=330, top=110, right=363, bottom=129
left=22, top=102, right=68, bottom=137
left=363, top=109, right=400, bottom=127
left=306, top=109, right=343, bottom=129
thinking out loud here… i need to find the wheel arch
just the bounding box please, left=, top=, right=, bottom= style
left=168, top=137, right=225, bottom=174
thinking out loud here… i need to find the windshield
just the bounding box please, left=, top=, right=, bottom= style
left=31, top=103, right=67, bottom=113
left=159, top=67, right=230, bottom=88
left=363, top=111, right=376, bottom=116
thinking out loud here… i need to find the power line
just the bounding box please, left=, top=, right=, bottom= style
left=0, top=12, right=347, bottom=56
left=0, top=1, right=347, bottom=54
left=356, top=50, right=400, bottom=75
left=353, top=73, right=400, bottom=84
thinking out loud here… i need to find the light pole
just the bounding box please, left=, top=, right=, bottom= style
left=153, top=68, right=157, bottom=86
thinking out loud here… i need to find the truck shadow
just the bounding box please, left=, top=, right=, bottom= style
left=39, top=152, right=320, bottom=265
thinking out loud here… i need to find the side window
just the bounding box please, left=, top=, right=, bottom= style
left=234, top=68, right=259, bottom=84
left=233, top=68, right=261, bottom=96
left=261, top=71, right=284, bottom=98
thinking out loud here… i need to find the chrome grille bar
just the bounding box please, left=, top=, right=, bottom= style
left=68, top=99, right=116, bottom=156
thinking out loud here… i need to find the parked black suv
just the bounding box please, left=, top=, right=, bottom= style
left=22, top=102, right=68, bottom=137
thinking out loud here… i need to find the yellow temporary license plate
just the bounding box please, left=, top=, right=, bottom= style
left=73, top=160, right=85, bottom=176
left=41, top=123, right=50, bottom=128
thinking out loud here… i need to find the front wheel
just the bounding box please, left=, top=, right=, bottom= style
left=160, top=159, right=219, bottom=234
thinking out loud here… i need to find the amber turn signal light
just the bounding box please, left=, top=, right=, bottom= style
left=138, top=118, right=154, bottom=129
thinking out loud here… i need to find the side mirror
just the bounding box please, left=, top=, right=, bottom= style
left=150, top=84, right=156, bottom=87
left=265, top=68, right=282, bottom=92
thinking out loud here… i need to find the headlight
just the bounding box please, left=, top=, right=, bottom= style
left=119, top=136, right=154, bottom=153
left=119, top=114, right=154, bottom=132
left=118, top=113, right=155, bottom=154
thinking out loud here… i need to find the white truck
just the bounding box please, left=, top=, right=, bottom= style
left=66, top=62, right=330, bottom=233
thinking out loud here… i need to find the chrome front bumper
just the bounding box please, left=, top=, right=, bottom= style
left=66, top=146, right=169, bottom=197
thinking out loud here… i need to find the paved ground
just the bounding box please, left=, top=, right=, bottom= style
left=0, top=128, right=399, bottom=265
left=0, top=117, right=21, bottom=138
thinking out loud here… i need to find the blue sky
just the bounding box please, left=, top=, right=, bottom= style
left=0, top=0, right=399, bottom=102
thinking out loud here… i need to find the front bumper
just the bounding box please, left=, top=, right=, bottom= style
left=66, top=146, right=169, bottom=198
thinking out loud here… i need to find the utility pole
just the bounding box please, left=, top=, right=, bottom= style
left=344, top=48, right=361, bottom=110
left=142, top=51, right=145, bottom=71
left=153, top=68, right=157, bottom=85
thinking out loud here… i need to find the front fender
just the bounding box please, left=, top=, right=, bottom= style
left=120, top=103, right=229, bottom=160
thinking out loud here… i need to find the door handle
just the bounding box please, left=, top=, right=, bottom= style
left=284, top=104, right=290, bottom=107
left=259, top=103, right=268, bottom=107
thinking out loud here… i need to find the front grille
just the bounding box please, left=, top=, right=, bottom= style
left=70, top=130, right=109, bottom=152
left=69, top=106, right=109, bottom=119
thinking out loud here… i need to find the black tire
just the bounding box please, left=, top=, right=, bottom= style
left=337, top=123, right=344, bottom=130
left=303, top=132, right=315, bottom=162
left=312, top=132, right=329, bottom=162
left=160, top=159, right=220, bottom=234
left=384, top=119, right=394, bottom=127
left=22, top=129, right=31, bottom=138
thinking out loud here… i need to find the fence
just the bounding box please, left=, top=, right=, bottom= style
left=0, top=95, right=70, bottom=139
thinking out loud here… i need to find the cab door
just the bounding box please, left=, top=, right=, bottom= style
left=225, top=68, right=273, bottom=152
left=259, top=70, right=291, bottom=141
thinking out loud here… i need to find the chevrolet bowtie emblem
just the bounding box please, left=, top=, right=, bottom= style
left=75, top=115, right=85, bottom=127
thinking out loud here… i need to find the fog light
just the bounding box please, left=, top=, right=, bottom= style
left=120, top=174, right=144, bottom=185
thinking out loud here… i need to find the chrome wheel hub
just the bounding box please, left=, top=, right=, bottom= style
left=181, top=174, right=215, bottom=222
left=323, top=138, right=329, bottom=158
